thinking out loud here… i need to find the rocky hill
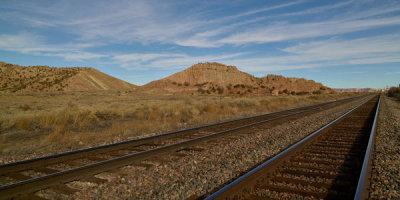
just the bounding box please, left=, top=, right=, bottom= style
left=0, top=61, right=137, bottom=93
left=143, top=62, right=333, bottom=96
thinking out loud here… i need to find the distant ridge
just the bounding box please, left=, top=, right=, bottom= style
left=0, top=61, right=137, bottom=93
left=1, top=61, right=334, bottom=96
left=335, top=88, right=381, bottom=92
left=143, top=62, right=334, bottom=96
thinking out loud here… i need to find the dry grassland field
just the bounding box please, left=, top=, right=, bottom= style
left=0, top=91, right=361, bottom=163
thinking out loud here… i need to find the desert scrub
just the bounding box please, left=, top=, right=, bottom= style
left=0, top=91, right=363, bottom=161
left=4, top=103, right=99, bottom=132
left=388, top=86, right=400, bottom=99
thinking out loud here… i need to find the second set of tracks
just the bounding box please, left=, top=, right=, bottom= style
left=0, top=95, right=369, bottom=199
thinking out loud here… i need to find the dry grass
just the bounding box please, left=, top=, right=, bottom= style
left=0, top=91, right=363, bottom=161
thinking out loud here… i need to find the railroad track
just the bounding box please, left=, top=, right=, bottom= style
left=206, top=95, right=380, bottom=200
left=0, top=95, right=368, bottom=199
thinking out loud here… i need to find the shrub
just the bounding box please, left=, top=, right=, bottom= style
left=312, top=90, right=322, bottom=95
left=388, top=86, right=400, bottom=99
left=18, top=104, right=32, bottom=111
left=283, top=89, right=289, bottom=94
left=198, top=88, right=206, bottom=94
left=184, top=82, right=190, bottom=86
left=15, top=116, right=33, bottom=130
left=211, top=87, right=216, bottom=93
left=217, top=86, right=224, bottom=94
left=296, top=91, right=310, bottom=95
left=195, top=82, right=207, bottom=87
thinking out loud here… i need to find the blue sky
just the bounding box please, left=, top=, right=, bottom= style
left=0, top=0, right=399, bottom=88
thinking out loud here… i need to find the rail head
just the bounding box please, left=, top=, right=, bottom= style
left=354, top=95, right=381, bottom=200
left=205, top=95, right=375, bottom=200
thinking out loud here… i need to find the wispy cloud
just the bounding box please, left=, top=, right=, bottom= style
left=274, top=0, right=357, bottom=18
left=4, top=0, right=396, bottom=48
left=114, top=53, right=186, bottom=63
left=113, top=52, right=246, bottom=70
left=110, top=33, right=400, bottom=72
left=224, top=1, right=305, bottom=19
left=343, top=71, right=368, bottom=74
left=386, top=71, right=400, bottom=75
left=50, top=52, right=105, bottom=61
left=208, top=1, right=400, bottom=47
left=0, top=32, right=105, bottom=61
left=223, top=34, right=400, bottom=72
left=217, top=16, right=400, bottom=45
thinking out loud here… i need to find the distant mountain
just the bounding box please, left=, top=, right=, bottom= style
left=0, top=61, right=137, bottom=93
left=143, top=62, right=333, bottom=96
left=334, top=88, right=381, bottom=92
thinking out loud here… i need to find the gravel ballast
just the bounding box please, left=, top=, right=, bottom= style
left=34, top=96, right=371, bottom=199
left=369, top=96, right=400, bottom=199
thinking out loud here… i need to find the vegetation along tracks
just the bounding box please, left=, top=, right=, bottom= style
left=0, top=95, right=369, bottom=199
left=206, top=95, right=380, bottom=200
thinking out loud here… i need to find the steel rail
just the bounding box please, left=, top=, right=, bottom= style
left=0, top=96, right=365, bottom=199
left=205, top=95, right=376, bottom=200
left=0, top=95, right=366, bottom=175
left=354, top=95, right=381, bottom=200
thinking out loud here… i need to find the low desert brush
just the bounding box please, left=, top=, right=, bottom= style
left=0, top=91, right=362, bottom=157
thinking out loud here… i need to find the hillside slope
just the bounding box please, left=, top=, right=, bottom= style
left=0, top=61, right=137, bottom=93
left=143, top=62, right=333, bottom=96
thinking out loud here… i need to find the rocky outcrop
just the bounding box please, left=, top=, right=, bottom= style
left=260, top=74, right=329, bottom=95
left=143, top=62, right=334, bottom=96
left=165, top=62, right=257, bottom=86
